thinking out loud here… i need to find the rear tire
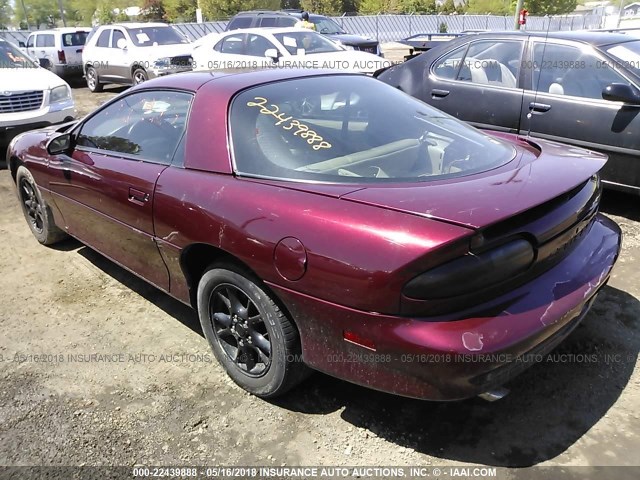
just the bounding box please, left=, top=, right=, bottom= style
left=16, top=166, right=68, bottom=245
left=197, top=264, right=310, bottom=398
left=86, top=66, right=103, bottom=93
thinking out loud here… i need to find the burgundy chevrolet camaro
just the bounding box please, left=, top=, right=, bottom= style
left=6, top=70, right=621, bottom=401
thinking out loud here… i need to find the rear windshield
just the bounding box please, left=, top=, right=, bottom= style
left=125, top=26, right=189, bottom=46
left=273, top=31, right=341, bottom=54
left=311, top=17, right=346, bottom=34
left=229, top=75, right=515, bottom=183
left=63, top=31, right=88, bottom=47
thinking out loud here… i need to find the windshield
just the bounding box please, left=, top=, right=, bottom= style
left=125, top=26, right=189, bottom=46
left=311, top=17, right=346, bottom=34
left=230, top=75, right=515, bottom=183
left=273, top=31, right=341, bottom=55
left=0, top=40, right=36, bottom=69
left=605, top=40, right=640, bottom=76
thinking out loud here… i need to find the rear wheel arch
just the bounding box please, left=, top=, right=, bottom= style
left=181, top=243, right=287, bottom=313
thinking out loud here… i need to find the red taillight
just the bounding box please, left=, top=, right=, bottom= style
left=58, top=50, right=66, bottom=64
left=343, top=330, right=376, bottom=351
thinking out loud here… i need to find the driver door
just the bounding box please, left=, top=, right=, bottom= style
left=47, top=90, right=192, bottom=290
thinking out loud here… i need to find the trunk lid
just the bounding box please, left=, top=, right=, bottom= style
left=341, top=136, right=607, bottom=230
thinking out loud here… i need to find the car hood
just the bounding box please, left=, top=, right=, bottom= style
left=326, top=33, right=376, bottom=45
left=339, top=135, right=608, bottom=230
left=0, top=66, right=67, bottom=91
left=134, top=43, right=193, bottom=59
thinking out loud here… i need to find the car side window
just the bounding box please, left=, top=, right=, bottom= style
left=531, top=43, right=629, bottom=99
left=76, top=91, right=193, bottom=165
left=259, top=17, right=277, bottom=27
left=432, top=44, right=468, bottom=80
left=246, top=34, right=275, bottom=57
left=276, top=17, right=297, bottom=27
left=96, top=29, right=111, bottom=48
left=433, top=41, right=522, bottom=88
left=111, top=30, right=125, bottom=48
left=217, top=34, right=246, bottom=54
left=460, top=41, right=522, bottom=87
left=36, top=34, right=54, bottom=48
left=227, top=17, right=252, bottom=30
left=26, top=35, right=34, bottom=48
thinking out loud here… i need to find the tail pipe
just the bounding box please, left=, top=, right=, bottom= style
left=478, top=387, right=510, bottom=402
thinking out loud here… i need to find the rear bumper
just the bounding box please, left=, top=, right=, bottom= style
left=271, top=213, right=621, bottom=400
left=53, top=63, right=84, bottom=78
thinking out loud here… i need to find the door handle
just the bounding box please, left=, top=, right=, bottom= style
left=431, top=89, right=450, bottom=98
left=128, top=187, right=149, bottom=205
left=529, top=102, right=551, bottom=113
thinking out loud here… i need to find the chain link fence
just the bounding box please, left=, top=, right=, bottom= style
left=2, top=14, right=608, bottom=46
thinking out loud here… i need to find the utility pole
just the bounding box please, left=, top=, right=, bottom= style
left=514, top=0, right=525, bottom=30
left=57, top=0, right=67, bottom=26
left=617, top=0, right=625, bottom=28
left=20, top=0, right=30, bottom=29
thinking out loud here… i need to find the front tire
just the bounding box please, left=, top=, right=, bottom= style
left=132, top=68, right=148, bottom=85
left=197, top=265, right=309, bottom=398
left=16, top=166, right=68, bottom=245
left=85, top=66, right=103, bottom=93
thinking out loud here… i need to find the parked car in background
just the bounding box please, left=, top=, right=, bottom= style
left=226, top=10, right=381, bottom=56
left=82, top=23, right=193, bottom=92
left=376, top=31, right=640, bottom=194
left=6, top=69, right=620, bottom=401
left=25, top=28, right=90, bottom=80
left=1, top=38, right=75, bottom=154
left=192, top=28, right=390, bottom=75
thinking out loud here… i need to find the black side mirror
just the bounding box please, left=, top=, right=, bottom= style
left=18, top=41, right=26, bottom=48
left=602, top=83, right=640, bottom=105
left=46, top=133, right=72, bottom=155
left=38, top=58, right=51, bottom=69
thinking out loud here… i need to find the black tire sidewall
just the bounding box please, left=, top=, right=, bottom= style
left=86, top=66, right=102, bottom=93
left=133, top=68, right=148, bottom=84
left=197, top=268, right=288, bottom=397
left=16, top=165, right=49, bottom=244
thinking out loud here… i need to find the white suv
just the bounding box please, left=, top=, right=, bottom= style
left=82, top=23, right=193, bottom=93
left=1, top=38, right=75, bottom=150
left=25, top=28, right=90, bottom=80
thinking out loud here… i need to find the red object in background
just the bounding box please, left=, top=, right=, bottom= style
left=519, top=9, right=528, bottom=25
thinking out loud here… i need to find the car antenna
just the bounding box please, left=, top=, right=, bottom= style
left=526, top=17, right=553, bottom=138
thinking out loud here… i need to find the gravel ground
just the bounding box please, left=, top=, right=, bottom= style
left=0, top=67, right=639, bottom=474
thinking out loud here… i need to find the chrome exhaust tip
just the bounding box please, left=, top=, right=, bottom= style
left=478, top=387, right=510, bottom=402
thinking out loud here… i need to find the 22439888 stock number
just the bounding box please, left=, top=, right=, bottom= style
left=132, top=467, right=261, bottom=477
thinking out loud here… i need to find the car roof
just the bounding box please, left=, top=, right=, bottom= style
left=29, top=27, right=91, bottom=34
left=231, top=10, right=328, bottom=19
left=219, top=27, right=322, bottom=35
left=470, top=30, right=638, bottom=47
left=103, top=22, right=169, bottom=29
left=133, top=69, right=359, bottom=93
left=233, top=10, right=291, bottom=16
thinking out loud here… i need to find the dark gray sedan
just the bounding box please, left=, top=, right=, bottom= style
left=376, top=31, right=640, bottom=194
